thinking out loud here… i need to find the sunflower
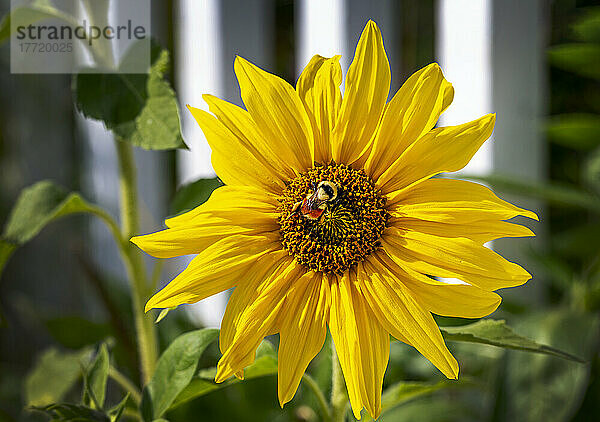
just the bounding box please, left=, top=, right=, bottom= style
left=131, top=20, right=536, bottom=420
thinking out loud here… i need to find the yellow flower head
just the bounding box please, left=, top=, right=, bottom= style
left=132, top=20, right=537, bottom=420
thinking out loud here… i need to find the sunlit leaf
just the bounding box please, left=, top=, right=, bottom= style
left=25, top=347, right=92, bottom=406
left=84, top=343, right=110, bottom=409
left=545, top=113, right=600, bottom=150
left=547, top=44, right=600, bottom=79
left=440, top=319, right=584, bottom=362
left=140, top=328, right=219, bottom=421
left=74, top=44, right=185, bottom=150
left=170, top=340, right=278, bottom=410
left=170, top=178, right=223, bottom=215
left=31, top=403, right=109, bottom=422
left=462, top=174, right=600, bottom=213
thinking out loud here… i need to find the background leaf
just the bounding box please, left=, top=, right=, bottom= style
left=545, top=113, right=600, bottom=150
left=440, top=319, right=584, bottom=362
left=0, top=239, right=16, bottom=276
left=504, top=309, right=600, bottom=422
left=74, top=44, right=185, bottom=150
left=171, top=340, right=278, bottom=410
left=141, top=328, right=219, bottom=421
left=83, top=343, right=110, bottom=409
left=572, top=8, right=600, bottom=43
left=2, top=181, right=100, bottom=245
left=25, top=347, right=92, bottom=407
left=0, top=181, right=108, bottom=278
left=461, top=174, right=600, bottom=213
left=547, top=43, right=600, bottom=79
left=361, top=381, right=456, bottom=421
left=170, top=178, right=223, bottom=216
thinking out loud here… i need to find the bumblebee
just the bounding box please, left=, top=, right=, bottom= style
left=290, top=181, right=340, bottom=220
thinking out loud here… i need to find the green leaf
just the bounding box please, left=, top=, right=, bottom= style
left=0, top=181, right=108, bottom=278
left=25, top=347, right=92, bottom=406
left=440, top=319, right=585, bottom=362
left=573, top=8, right=600, bottom=43
left=141, top=328, right=219, bottom=421
left=461, top=174, right=600, bottom=213
left=0, top=0, right=76, bottom=44
left=171, top=340, right=278, bottom=410
left=545, top=113, right=600, bottom=150
left=31, top=403, right=109, bottom=422
left=108, top=394, right=129, bottom=422
left=83, top=343, right=110, bottom=409
left=74, top=44, right=186, bottom=150
left=170, top=178, right=223, bottom=215
left=547, top=43, right=600, bottom=79
left=3, top=181, right=99, bottom=244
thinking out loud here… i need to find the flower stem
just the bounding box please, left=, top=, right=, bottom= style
left=302, top=373, right=332, bottom=422
left=331, top=342, right=348, bottom=422
left=115, top=139, right=158, bottom=385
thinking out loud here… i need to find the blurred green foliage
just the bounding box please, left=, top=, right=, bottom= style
left=1, top=2, right=599, bottom=422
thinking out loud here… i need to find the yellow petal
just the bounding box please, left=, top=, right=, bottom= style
left=132, top=188, right=278, bottom=259
left=297, top=55, right=343, bottom=164
left=187, top=105, right=286, bottom=193
left=220, top=250, right=289, bottom=355
left=164, top=185, right=278, bottom=229
left=203, top=94, right=295, bottom=181
left=377, top=114, right=496, bottom=194
left=386, top=178, right=538, bottom=220
left=365, top=63, right=454, bottom=180
left=374, top=252, right=501, bottom=318
left=234, top=56, right=314, bottom=172
left=144, top=234, right=280, bottom=311
left=216, top=259, right=301, bottom=382
left=277, top=272, right=330, bottom=406
left=329, top=271, right=389, bottom=420
left=391, top=217, right=535, bottom=244
left=331, top=20, right=390, bottom=165
left=382, top=227, right=532, bottom=291
left=358, top=261, right=459, bottom=380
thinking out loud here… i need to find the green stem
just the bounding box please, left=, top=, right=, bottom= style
left=331, top=343, right=348, bottom=422
left=115, top=139, right=158, bottom=385
left=302, top=373, right=332, bottom=422
left=109, top=365, right=142, bottom=405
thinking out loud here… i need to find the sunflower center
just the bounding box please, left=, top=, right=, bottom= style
left=278, top=163, right=389, bottom=274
